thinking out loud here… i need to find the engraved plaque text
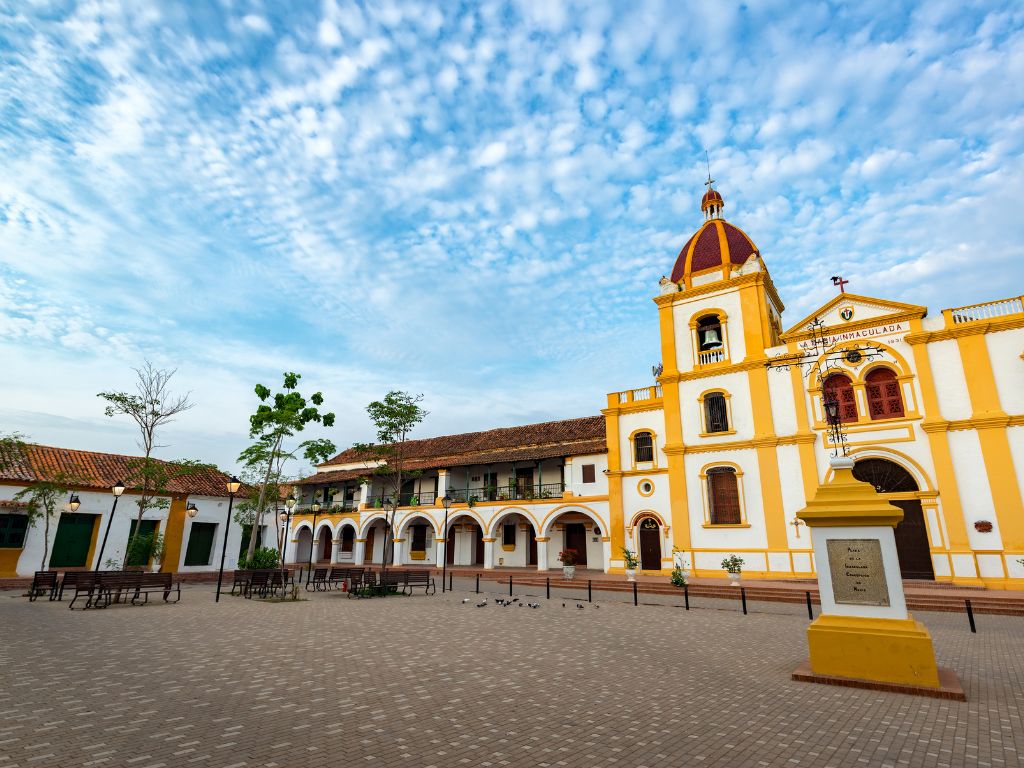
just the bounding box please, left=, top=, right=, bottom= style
left=827, top=538, right=890, bottom=607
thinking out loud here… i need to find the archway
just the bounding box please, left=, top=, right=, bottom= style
left=637, top=517, right=662, bottom=570
left=399, top=515, right=437, bottom=564
left=853, top=458, right=934, bottom=580
left=444, top=513, right=485, bottom=566
left=488, top=510, right=539, bottom=568
left=362, top=518, right=389, bottom=564
left=316, top=527, right=332, bottom=563
left=337, top=523, right=356, bottom=561
left=543, top=508, right=606, bottom=571
left=294, top=527, right=313, bottom=565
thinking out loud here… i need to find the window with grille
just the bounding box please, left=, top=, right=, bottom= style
left=704, top=393, right=729, bottom=433
left=822, top=373, right=858, bottom=423
left=865, top=368, right=905, bottom=420
left=340, top=526, right=354, bottom=552
left=0, top=514, right=27, bottom=548
left=634, top=432, right=654, bottom=463
left=708, top=467, right=742, bottom=525
left=581, top=464, right=596, bottom=483
left=503, top=523, right=517, bottom=547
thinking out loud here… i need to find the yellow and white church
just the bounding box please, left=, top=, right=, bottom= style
left=291, top=183, right=1024, bottom=589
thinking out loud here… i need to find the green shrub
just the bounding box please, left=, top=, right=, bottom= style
left=240, top=547, right=280, bottom=570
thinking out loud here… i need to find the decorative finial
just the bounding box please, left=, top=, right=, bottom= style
left=700, top=150, right=724, bottom=220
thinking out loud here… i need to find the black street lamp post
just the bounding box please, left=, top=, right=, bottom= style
left=821, top=394, right=848, bottom=457
left=440, top=494, right=452, bottom=593
left=305, top=499, right=323, bottom=584
left=215, top=476, right=241, bottom=602
left=93, top=480, right=125, bottom=571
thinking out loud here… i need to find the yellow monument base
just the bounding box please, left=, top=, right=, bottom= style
left=807, top=614, right=940, bottom=687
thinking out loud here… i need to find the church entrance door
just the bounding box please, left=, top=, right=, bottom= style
left=638, top=519, right=661, bottom=570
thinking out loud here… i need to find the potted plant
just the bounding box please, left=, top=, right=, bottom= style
left=558, top=548, right=578, bottom=580
left=670, top=554, right=690, bottom=587
left=621, top=547, right=639, bottom=581
left=409, top=494, right=419, bottom=507
left=721, top=554, right=744, bottom=586
left=149, top=532, right=165, bottom=573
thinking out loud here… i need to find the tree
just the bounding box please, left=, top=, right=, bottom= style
left=241, top=372, right=336, bottom=562
left=14, top=474, right=75, bottom=570
left=98, top=361, right=194, bottom=566
left=354, top=391, right=428, bottom=578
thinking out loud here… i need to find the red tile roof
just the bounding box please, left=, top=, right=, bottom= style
left=299, top=416, right=607, bottom=486
left=0, top=443, right=240, bottom=498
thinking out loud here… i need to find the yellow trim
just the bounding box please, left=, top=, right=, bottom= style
left=698, top=461, right=748, bottom=526
left=162, top=497, right=187, bottom=573
left=799, top=467, right=904, bottom=528
left=745, top=362, right=789, bottom=549
left=84, top=513, right=101, bottom=570
left=626, top=427, right=660, bottom=470
left=538, top=504, right=605, bottom=535
left=697, top=388, right=735, bottom=437
left=782, top=292, right=926, bottom=339
left=0, top=546, right=20, bottom=577
left=637, top=478, right=655, bottom=497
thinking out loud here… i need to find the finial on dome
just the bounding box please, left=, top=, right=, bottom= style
left=701, top=150, right=724, bottom=220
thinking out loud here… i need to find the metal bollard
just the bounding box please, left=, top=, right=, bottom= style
left=509, top=575, right=513, bottom=596
left=449, top=572, right=453, bottom=592
left=806, top=591, right=814, bottom=621
left=633, top=581, right=638, bottom=606
left=546, top=577, right=550, bottom=600
left=683, top=583, right=689, bottom=610
left=741, top=587, right=747, bottom=615
left=588, top=579, right=592, bottom=603
left=966, top=599, right=977, bottom=633
left=475, top=574, right=479, bottom=594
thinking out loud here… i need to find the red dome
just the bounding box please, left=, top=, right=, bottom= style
left=701, top=189, right=724, bottom=211
left=669, top=219, right=760, bottom=284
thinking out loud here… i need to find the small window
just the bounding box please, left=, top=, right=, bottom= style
left=0, top=514, right=28, bottom=548
left=708, top=467, right=742, bottom=525
left=411, top=524, right=427, bottom=552
left=184, top=522, right=217, bottom=566
left=340, top=526, right=355, bottom=552
left=634, top=432, right=654, bottom=463
left=865, top=368, right=905, bottom=420
left=503, top=523, right=517, bottom=547
left=822, top=374, right=858, bottom=423
left=581, top=464, right=596, bottom=483
left=704, top=392, right=729, bottom=433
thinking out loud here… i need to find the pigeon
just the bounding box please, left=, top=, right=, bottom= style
left=476, top=601, right=488, bottom=608
left=577, top=604, right=584, bottom=609
left=562, top=603, right=566, bottom=608
left=512, top=598, right=520, bottom=603
left=594, top=605, right=600, bottom=609
left=462, top=598, right=470, bottom=603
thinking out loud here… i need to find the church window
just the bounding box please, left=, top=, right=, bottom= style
left=865, top=368, right=905, bottom=420
left=704, top=392, right=730, bottom=433
left=634, top=431, right=654, bottom=463
left=707, top=467, right=742, bottom=525
left=822, top=373, right=858, bottom=423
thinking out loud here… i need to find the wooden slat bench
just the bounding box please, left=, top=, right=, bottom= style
left=28, top=571, right=58, bottom=602
left=402, top=569, right=436, bottom=595
left=328, top=567, right=359, bottom=591
left=306, top=567, right=329, bottom=591
left=347, top=569, right=376, bottom=598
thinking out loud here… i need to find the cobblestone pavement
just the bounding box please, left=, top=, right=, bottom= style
left=1, top=583, right=1021, bottom=768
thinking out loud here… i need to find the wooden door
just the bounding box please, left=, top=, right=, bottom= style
left=639, top=521, right=661, bottom=570
left=320, top=530, right=332, bottom=561
left=50, top=513, right=96, bottom=568
left=564, top=523, right=588, bottom=567
left=184, top=522, right=217, bottom=566
left=528, top=533, right=537, bottom=566
left=473, top=525, right=484, bottom=565
left=891, top=500, right=934, bottom=580
left=446, top=527, right=455, bottom=564
left=365, top=528, right=376, bottom=563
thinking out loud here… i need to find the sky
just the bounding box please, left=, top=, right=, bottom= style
left=1, top=0, right=1023, bottom=475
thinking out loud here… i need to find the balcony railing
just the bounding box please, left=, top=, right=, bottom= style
left=297, top=500, right=357, bottom=513
left=947, top=296, right=1024, bottom=324
left=447, top=482, right=565, bottom=504
left=697, top=349, right=726, bottom=365
left=366, top=491, right=438, bottom=509
left=616, top=385, right=663, bottom=404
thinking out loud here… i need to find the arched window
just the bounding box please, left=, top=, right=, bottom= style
left=634, top=431, right=654, bottom=463
left=696, top=315, right=724, bottom=351
left=340, top=526, right=355, bottom=553
left=704, top=392, right=729, bottom=433
left=865, top=368, right=905, bottom=420
left=822, top=373, right=858, bottom=423
left=707, top=467, right=741, bottom=525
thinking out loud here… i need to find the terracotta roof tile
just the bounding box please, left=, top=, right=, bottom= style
left=0, top=443, right=240, bottom=498
left=299, top=415, right=607, bottom=485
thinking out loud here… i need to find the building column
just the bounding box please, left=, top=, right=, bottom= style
left=436, top=469, right=448, bottom=502
left=358, top=482, right=370, bottom=510
left=482, top=537, right=496, bottom=569
left=435, top=538, right=447, bottom=567
left=354, top=538, right=366, bottom=565
left=330, top=536, right=341, bottom=564
left=391, top=537, right=404, bottom=566
left=535, top=537, right=549, bottom=570
left=601, top=537, right=612, bottom=573
left=562, top=457, right=573, bottom=497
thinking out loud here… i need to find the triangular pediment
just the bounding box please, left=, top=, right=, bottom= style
left=781, top=293, right=927, bottom=339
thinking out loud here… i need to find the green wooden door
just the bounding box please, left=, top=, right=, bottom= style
left=126, top=520, right=159, bottom=566
left=50, top=513, right=97, bottom=568
left=184, top=522, right=217, bottom=566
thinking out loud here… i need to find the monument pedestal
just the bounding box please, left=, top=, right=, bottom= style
left=794, top=458, right=964, bottom=700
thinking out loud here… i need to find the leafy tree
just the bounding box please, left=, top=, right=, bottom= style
left=241, top=372, right=336, bottom=562
left=354, top=391, right=428, bottom=575
left=14, top=473, right=76, bottom=570
left=98, top=362, right=194, bottom=566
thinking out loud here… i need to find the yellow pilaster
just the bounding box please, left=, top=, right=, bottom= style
left=657, top=299, right=692, bottom=553
left=603, top=394, right=626, bottom=559
left=788, top=360, right=822, bottom=503
left=747, top=365, right=789, bottom=551
left=955, top=333, right=1024, bottom=549
left=162, top=496, right=187, bottom=573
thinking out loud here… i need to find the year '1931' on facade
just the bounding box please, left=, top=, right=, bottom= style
left=295, top=182, right=1024, bottom=589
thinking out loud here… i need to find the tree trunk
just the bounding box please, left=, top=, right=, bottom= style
left=40, top=510, right=51, bottom=571
left=245, top=435, right=282, bottom=562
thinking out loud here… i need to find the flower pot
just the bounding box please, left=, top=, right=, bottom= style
left=625, top=568, right=636, bottom=582
left=728, top=572, right=741, bottom=586
left=151, top=562, right=161, bottom=573
left=562, top=565, right=576, bottom=581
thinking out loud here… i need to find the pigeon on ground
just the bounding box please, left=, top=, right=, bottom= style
left=562, top=603, right=566, bottom=608
left=476, top=601, right=487, bottom=607
left=462, top=598, right=470, bottom=603
left=577, top=604, right=584, bottom=609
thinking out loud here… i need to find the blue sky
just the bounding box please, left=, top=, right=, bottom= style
left=1, top=0, right=1023, bottom=473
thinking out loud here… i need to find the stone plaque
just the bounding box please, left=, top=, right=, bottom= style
left=827, top=539, right=890, bottom=607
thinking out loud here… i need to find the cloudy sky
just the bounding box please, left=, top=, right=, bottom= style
left=2, top=0, right=1022, bottom=473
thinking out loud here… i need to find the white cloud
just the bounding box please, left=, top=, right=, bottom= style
left=475, top=140, right=508, bottom=167
left=241, top=15, right=272, bottom=35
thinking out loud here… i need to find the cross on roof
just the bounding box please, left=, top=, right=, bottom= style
left=831, top=275, right=849, bottom=294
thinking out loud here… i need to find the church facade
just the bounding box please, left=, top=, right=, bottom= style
left=291, top=185, right=1024, bottom=589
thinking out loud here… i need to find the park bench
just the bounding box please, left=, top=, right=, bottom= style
left=328, top=567, right=359, bottom=591
left=402, top=569, right=436, bottom=595
left=268, top=569, right=292, bottom=597
left=347, top=569, right=376, bottom=598
left=58, top=571, right=93, bottom=602
left=306, top=567, right=329, bottom=591
left=131, top=572, right=180, bottom=605
left=378, top=571, right=405, bottom=596
left=67, top=573, right=100, bottom=610
left=230, top=569, right=251, bottom=596
left=246, top=570, right=270, bottom=598
left=89, top=572, right=181, bottom=609
left=28, top=571, right=58, bottom=602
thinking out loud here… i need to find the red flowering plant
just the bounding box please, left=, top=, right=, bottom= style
left=557, top=548, right=578, bottom=566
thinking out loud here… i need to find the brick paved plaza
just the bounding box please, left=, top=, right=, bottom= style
left=1, top=582, right=1022, bottom=768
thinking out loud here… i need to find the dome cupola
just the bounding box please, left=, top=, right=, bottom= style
left=669, top=183, right=760, bottom=286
